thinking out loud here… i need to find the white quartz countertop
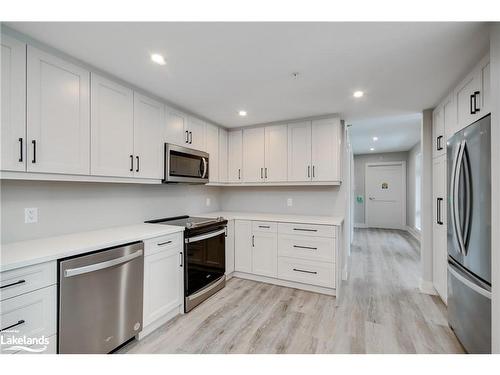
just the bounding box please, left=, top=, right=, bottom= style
left=197, top=211, right=344, bottom=226
left=0, top=224, right=184, bottom=272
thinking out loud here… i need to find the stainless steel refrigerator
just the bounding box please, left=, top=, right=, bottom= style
left=447, top=114, right=491, bottom=353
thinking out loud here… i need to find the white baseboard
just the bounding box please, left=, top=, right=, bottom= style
left=137, top=306, right=182, bottom=340
left=419, top=279, right=437, bottom=295
left=354, top=223, right=369, bottom=228
left=406, top=226, right=421, bottom=241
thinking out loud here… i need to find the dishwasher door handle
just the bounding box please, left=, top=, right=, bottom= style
left=64, top=250, right=143, bottom=278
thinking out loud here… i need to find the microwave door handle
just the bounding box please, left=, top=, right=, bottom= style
left=185, top=228, right=226, bottom=244
left=201, top=157, right=208, bottom=179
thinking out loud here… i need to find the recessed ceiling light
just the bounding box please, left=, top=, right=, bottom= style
left=353, top=90, right=364, bottom=98
left=370, top=147, right=375, bottom=151
left=151, top=53, right=166, bottom=65
left=373, top=136, right=379, bottom=141
left=238, top=110, right=247, bottom=117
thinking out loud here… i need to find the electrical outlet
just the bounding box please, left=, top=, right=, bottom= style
left=25, top=208, right=38, bottom=224
left=206, top=197, right=211, bottom=207
left=287, top=198, right=293, bottom=207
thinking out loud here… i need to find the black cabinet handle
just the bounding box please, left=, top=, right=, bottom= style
left=293, top=245, right=317, bottom=250
left=238, top=168, right=241, bottom=180
left=189, top=131, right=193, bottom=144
left=437, top=197, right=444, bottom=225
left=258, top=225, right=270, bottom=229
left=136, top=156, right=139, bottom=172
left=1, top=319, right=25, bottom=332
left=260, top=167, right=263, bottom=179
left=0, top=279, right=25, bottom=289
left=252, top=235, right=255, bottom=247
left=470, top=94, right=476, bottom=114
left=437, top=135, right=444, bottom=151
left=265, top=168, right=267, bottom=179
left=474, top=91, right=480, bottom=113
left=312, top=165, right=315, bottom=178
left=293, top=268, right=317, bottom=275
left=308, top=166, right=311, bottom=178
left=157, top=240, right=172, bottom=246
left=31, top=140, right=36, bottom=163
left=185, top=130, right=189, bottom=143
left=179, top=252, right=183, bottom=267
left=18, top=138, right=23, bottom=162
left=293, top=228, right=318, bottom=232
left=130, top=155, right=134, bottom=172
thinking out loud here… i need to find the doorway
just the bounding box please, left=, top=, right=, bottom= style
left=365, top=161, right=406, bottom=229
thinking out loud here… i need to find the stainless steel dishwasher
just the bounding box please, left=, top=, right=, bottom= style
left=58, top=242, right=144, bottom=354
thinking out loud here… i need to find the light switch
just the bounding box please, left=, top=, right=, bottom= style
left=287, top=198, right=293, bottom=207
left=25, top=208, right=38, bottom=224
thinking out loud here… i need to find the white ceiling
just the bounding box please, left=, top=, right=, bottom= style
left=5, top=22, right=489, bottom=128
left=349, top=113, right=422, bottom=154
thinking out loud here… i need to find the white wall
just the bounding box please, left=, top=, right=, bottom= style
left=407, top=142, right=421, bottom=235
left=0, top=180, right=222, bottom=243
left=353, top=151, right=409, bottom=225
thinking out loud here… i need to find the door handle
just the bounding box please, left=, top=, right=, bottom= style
left=474, top=91, right=481, bottom=113
left=18, top=138, right=23, bottom=162
left=1, top=319, right=26, bottom=332
left=0, top=279, right=26, bottom=289
left=292, top=268, right=317, bottom=275
left=265, top=167, right=267, bottom=179
left=180, top=252, right=183, bottom=267
left=293, top=245, right=317, bottom=250
left=312, top=165, right=315, bottom=178
left=189, top=131, right=193, bottom=144
left=136, top=156, right=140, bottom=172
left=470, top=94, right=476, bottom=114
left=185, top=130, right=189, bottom=143
left=31, top=140, right=36, bottom=163
left=261, top=167, right=263, bottom=179
left=201, top=157, right=208, bottom=178
left=252, top=235, right=255, bottom=247
left=308, top=165, right=310, bottom=178
left=238, top=168, right=241, bottom=180
left=437, top=197, right=444, bottom=225
left=130, top=155, right=134, bottom=172
left=64, top=250, right=143, bottom=277
left=437, top=135, right=444, bottom=151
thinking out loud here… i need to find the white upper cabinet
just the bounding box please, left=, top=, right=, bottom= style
left=264, top=124, right=288, bottom=182
left=205, top=123, right=219, bottom=183
left=443, top=94, right=457, bottom=141
left=228, top=130, right=243, bottom=182
left=242, top=127, right=265, bottom=182
left=186, top=116, right=206, bottom=151
left=90, top=73, right=134, bottom=178
left=455, top=74, right=478, bottom=133
left=1, top=34, right=26, bottom=172
left=133, top=93, right=164, bottom=179
left=479, top=59, right=490, bottom=116
left=287, top=121, right=312, bottom=182
left=432, top=105, right=445, bottom=158
left=27, top=46, right=90, bottom=175
left=311, top=118, right=341, bottom=181
left=165, top=109, right=188, bottom=146
left=218, top=128, right=228, bottom=183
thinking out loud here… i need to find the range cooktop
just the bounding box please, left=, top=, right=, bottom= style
left=146, top=215, right=227, bottom=235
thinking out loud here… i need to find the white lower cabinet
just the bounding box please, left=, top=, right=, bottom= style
left=432, top=155, right=447, bottom=303
left=277, top=257, right=335, bottom=288
left=225, top=220, right=235, bottom=276
left=234, top=220, right=252, bottom=273
left=142, top=234, right=183, bottom=336
left=252, top=229, right=278, bottom=278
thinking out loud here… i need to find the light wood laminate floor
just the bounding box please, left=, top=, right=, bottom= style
left=120, top=228, right=464, bottom=354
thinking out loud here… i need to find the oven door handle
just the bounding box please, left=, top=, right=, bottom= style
left=185, top=228, right=226, bottom=244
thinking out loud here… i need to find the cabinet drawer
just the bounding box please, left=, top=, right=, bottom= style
left=1, top=262, right=56, bottom=301
left=278, top=223, right=336, bottom=238
left=277, top=257, right=335, bottom=288
left=0, top=286, right=57, bottom=354
left=144, top=232, right=183, bottom=256
left=278, top=234, right=335, bottom=263
left=252, top=221, right=277, bottom=233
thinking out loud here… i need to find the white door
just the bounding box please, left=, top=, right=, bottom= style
left=218, top=128, right=228, bottom=183
left=365, top=162, right=406, bottom=229
left=432, top=155, right=447, bottom=303
left=432, top=106, right=445, bottom=158
left=311, top=118, right=341, bottom=181
left=143, top=247, right=183, bottom=327
left=27, top=46, right=90, bottom=175
left=90, top=73, right=134, bottom=177
left=225, top=220, right=235, bottom=275
left=287, top=121, right=311, bottom=182
left=1, top=34, right=26, bottom=172
left=205, top=123, right=219, bottom=183
left=133, top=93, right=164, bottom=179
left=243, top=127, right=265, bottom=182
left=186, top=116, right=205, bottom=151
left=252, top=232, right=278, bottom=277
left=165, top=109, right=188, bottom=146
left=265, top=124, right=287, bottom=182
left=234, top=220, right=252, bottom=273
left=228, top=130, right=243, bottom=182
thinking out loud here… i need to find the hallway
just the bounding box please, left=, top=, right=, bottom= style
left=120, top=228, right=463, bottom=354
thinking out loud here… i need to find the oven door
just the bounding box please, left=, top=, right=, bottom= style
left=184, top=227, right=226, bottom=299
left=164, top=143, right=209, bottom=183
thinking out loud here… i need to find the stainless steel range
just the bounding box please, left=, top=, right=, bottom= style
left=146, top=216, right=227, bottom=312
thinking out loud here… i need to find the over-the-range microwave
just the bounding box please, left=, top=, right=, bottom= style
left=163, top=143, right=209, bottom=184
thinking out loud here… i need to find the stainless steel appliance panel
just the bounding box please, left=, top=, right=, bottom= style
left=447, top=114, right=491, bottom=283
left=59, top=242, right=144, bottom=354
left=164, top=143, right=209, bottom=184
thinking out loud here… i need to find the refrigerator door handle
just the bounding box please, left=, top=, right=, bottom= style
left=453, top=140, right=467, bottom=256
left=448, top=261, right=491, bottom=299
left=462, top=142, right=472, bottom=255
left=450, top=141, right=463, bottom=255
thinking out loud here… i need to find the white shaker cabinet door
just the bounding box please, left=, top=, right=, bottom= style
left=265, top=124, right=288, bottom=182
left=455, top=74, right=479, bottom=133
left=242, top=127, right=265, bottom=182
left=287, top=121, right=311, bottom=182
left=432, top=106, right=445, bottom=158
left=225, top=220, right=235, bottom=275
left=205, top=123, right=219, bottom=183
left=432, top=155, right=447, bottom=303
left=234, top=220, right=252, bottom=273
left=228, top=130, right=243, bottom=182
left=133, top=93, right=164, bottom=179
left=165, top=109, right=189, bottom=147
left=218, top=128, right=228, bottom=183
left=311, top=118, right=341, bottom=182
left=1, top=34, right=26, bottom=172
left=252, top=231, right=278, bottom=278
left=27, top=46, right=90, bottom=175
left=90, top=73, right=134, bottom=177
left=186, top=116, right=206, bottom=151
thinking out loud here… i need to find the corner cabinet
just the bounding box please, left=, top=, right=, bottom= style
left=1, top=34, right=26, bottom=172
left=26, top=46, right=90, bottom=175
